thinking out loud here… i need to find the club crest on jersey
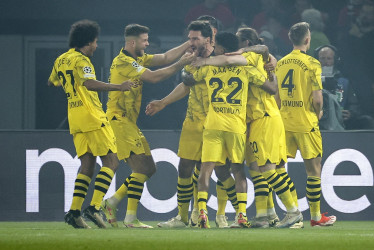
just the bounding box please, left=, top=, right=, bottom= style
left=131, top=61, right=144, bottom=72
left=83, top=66, right=92, bottom=73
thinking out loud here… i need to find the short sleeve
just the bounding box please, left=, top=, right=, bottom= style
left=76, top=58, right=96, bottom=86
left=247, top=66, right=266, bottom=86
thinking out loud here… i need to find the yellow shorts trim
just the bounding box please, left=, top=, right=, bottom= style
left=73, top=124, right=117, bottom=157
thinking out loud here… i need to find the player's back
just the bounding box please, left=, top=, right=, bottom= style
left=194, top=64, right=261, bottom=134
left=49, top=48, right=107, bottom=134
left=275, top=50, right=322, bottom=132
left=243, top=52, right=280, bottom=122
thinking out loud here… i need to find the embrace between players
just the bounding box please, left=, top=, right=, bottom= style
left=48, top=16, right=336, bottom=229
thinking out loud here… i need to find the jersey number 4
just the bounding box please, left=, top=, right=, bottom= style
left=281, top=69, right=295, bottom=97
left=209, top=77, right=243, bottom=104
left=58, top=70, right=77, bottom=99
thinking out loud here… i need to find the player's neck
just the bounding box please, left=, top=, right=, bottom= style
left=78, top=47, right=90, bottom=57
left=293, top=45, right=307, bottom=53
left=123, top=45, right=138, bottom=58
left=202, top=44, right=214, bottom=58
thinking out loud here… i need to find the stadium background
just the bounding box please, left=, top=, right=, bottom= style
left=0, top=0, right=373, bottom=222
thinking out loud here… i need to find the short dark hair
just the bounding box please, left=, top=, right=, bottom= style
left=288, top=22, right=310, bottom=46
left=197, top=15, right=218, bottom=30
left=187, top=21, right=213, bottom=40
left=125, top=24, right=150, bottom=37
left=215, top=32, right=239, bottom=53
left=237, top=27, right=264, bottom=46
left=68, top=19, right=100, bottom=49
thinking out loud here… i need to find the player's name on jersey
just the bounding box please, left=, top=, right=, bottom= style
left=69, top=100, right=83, bottom=109
left=282, top=100, right=304, bottom=107
left=213, top=106, right=241, bottom=114
left=277, top=58, right=308, bottom=72
left=212, top=66, right=242, bottom=76
left=57, top=58, right=72, bottom=67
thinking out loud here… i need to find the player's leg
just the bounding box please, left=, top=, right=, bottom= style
left=123, top=153, right=156, bottom=228
left=299, top=129, right=336, bottom=227
left=214, top=164, right=234, bottom=228
left=260, top=162, right=302, bottom=228
left=248, top=161, right=270, bottom=228
left=157, top=158, right=195, bottom=228
left=197, top=161, right=215, bottom=228
left=65, top=152, right=96, bottom=229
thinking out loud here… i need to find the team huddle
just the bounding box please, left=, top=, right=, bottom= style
left=48, top=16, right=336, bottom=229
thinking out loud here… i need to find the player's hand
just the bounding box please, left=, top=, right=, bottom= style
left=145, top=100, right=166, bottom=116
left=119, top=80, right=133, bottom=91
left=264, top=54, right=277, bottom=72
left=191, top=57, right=205, bottom=67
left=342, top=110, right=351, bottom=120
left=178, top=52, right=196, bottom=66
left=225, top=48, right=245, bottom=56
left=318, top=110, right=324, bottom=120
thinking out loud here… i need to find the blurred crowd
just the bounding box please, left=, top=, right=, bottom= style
left=143, top=0, right=374, bottom=130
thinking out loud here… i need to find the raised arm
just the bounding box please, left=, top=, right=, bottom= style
left=141, top=52, right=195, bottom=84
left=145, top=82, right=190, bottom=116
left=192, top=54, right=247, bottom=67
left=149, top=41, right=191, bottom=67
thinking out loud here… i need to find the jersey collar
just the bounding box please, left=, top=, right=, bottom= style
left=122, top=48, right=137, bottom=60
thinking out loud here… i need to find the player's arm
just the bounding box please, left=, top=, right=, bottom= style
left=140, top=52, right=195, bottom=84
left=192, top=54, right=247, bottom=67
left=148, top=41, right=191, bottom=67
left=83, top=79, right=133, bottom=91
left=145, top=82, right=190, bottom=116
left=312, top=89, right=323, bottom=120
left=260, top=72, right=278, bottom=95
left=274, top=88, right=281, bottom=109
left=225, top=45, right=269, bottom=57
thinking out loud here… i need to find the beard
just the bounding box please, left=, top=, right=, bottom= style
left=135, top=49, right=144, bottom=57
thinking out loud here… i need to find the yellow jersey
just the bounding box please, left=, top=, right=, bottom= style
left=48, top=48, right=108, bottom=134
left=193, top=65, right=265, bottom=134
left=106, top=49, right=154, bottom=123
left=184, top=64, right=210, bottom=123
left=243, top=52, right=279, bottom=122
left=275, top=50, right=323, bottom=132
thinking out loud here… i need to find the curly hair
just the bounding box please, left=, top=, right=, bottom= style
left=68, top=19, right=100, bottom=48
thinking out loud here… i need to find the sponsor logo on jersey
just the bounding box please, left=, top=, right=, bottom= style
left=132, top=61, right=144, bottom=72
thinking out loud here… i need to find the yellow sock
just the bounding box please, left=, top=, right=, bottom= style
left=262, top=170, right=296, bottom=212
left=236, top=193, right=247, bottom=215
left=276, top=168, right=298, bottom=207
left=70, top=173, right=91, bottom=211
left=216, top=180, right=228, bottom=215
left=90, top=167, right=114, bottom=210
left=221, top=177, right=238, bottom=213
left=177, top=177, right=193, bottom=223
left=127, top=173, right=148, bottom=216
left=198, top=191, right=208, bottom=212
left=249, top=170, right=268, bottom=217
left=192, top=167, right=200, bottom=210
left=113, top=175, right=132, bottom=201
left=307, top=176, right=321, bottom=221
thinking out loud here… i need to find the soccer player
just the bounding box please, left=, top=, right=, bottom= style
left=48, top=19, right=133, bottom=229
left=275, top=22, right=337, bottom=227
left=186, top=31, right=267, bottom=228
left=147, top=21, right=238, bottom=229
left=192, top=27, right=302, bottom=228
left=100, top=24, right=195, bottom=228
